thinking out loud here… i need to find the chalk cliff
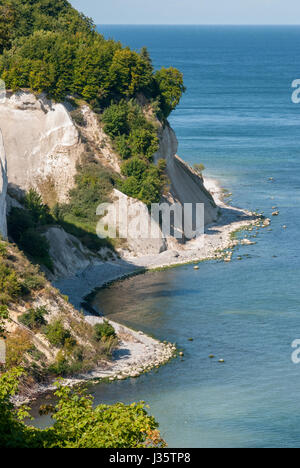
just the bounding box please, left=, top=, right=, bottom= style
left=0, top=91, right=219, bottom=273
left=154, top=123, right=218, bottom=226
left=0, top=91, right=84, bottom=206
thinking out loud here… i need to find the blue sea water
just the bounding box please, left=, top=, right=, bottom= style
left=38, top=26, right=300, bottom=448
left=90, top=26, right=300, bottom=448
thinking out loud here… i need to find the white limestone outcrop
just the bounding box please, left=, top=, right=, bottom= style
left=154, top=124, right=218, bottom=226
left=0, top=91, right=84, bottom=205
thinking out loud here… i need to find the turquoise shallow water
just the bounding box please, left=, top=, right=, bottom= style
left=36, top=26, right=300, bottom=447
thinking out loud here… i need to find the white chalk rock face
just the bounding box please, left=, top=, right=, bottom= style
left=154, top=124, right=218, bottom=226
left=99, top=189, right=167, bottom=256
left=42, top=226, right=100, bottom=278
left=0, top=130, right=7, bottom=238
left=0, top=91, right=84, bottom=205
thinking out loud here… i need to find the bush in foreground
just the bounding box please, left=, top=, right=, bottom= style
left=0, top=368, right=166, bottom=448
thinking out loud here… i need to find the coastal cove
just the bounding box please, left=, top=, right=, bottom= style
left=26, top=177, right=257, bottom=396
left=31, top=26, right=300, bottom=448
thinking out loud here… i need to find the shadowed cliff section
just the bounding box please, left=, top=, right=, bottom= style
left=0, top=128, right=7, bottom=238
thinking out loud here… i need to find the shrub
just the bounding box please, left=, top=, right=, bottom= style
left=19, top=306, right=48, bottom=331
left=121, top=157, right=148, bottom=179
left=5, top=330, right=33, bottom=368
left=44, top=320, right=72, bottom=348
left=193, top=163, right=205, bottom=174
left=114, top=134, right=131, bottom=159
left=102, top=102, right=129, bottom=138
left=120, top=161, right=165, bottom=206
left=0, top=305, right=9, bottom=338
left=138, top=174, right=163, bottom=206
left=28, top=346, right=46, bottom=363
left=102, top=100, right=166, bottom=205
left=120, top=176, right=141, bottom=199
left=7, top=191, right=53, bottom=270
left=157, top=158, right=167, bottom=173
left=19, top=229, right=53, bottom=271
left=48, top=350, right=71, bottom=377
left=55, top=161, right=117, bottom=251
left=67, top=163, right=114, bottom=219
left=24, top=189, right=51, bottom=225
left=93, top=320, right=116, bottom=341
left=0, top=262, right=21, bottom=304
left=0, top=369, right=166, bottom=448
left=21, top=270, right=45, bottom=292
left=70, top=109, right=86, bottom=127
left=7, top=208, right=34, bottom=243
left=0, top=242, right=8, bottom=257
left=128, top=128, right=159, bottom=160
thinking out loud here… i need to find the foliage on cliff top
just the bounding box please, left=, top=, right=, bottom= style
left=0, top=0, right=185, bottom=117
left=0, top=368, right=166, bottom=448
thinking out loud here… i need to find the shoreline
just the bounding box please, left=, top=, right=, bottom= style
left=55, top=176, right=261, bottom=311
left=20, top=176, right=263, bottom=403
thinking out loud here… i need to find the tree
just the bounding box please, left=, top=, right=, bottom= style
left=154, top=67, right=186, bottom=117
left=0, top=4, right=16, bottom=53
left=129, top=128, right=159, bottom=160
left=108, top=48, right=153, bottom=97
left=24, top=189, right=51, bottom=225
left=102, top=101, right=129, bottom=137
left=121, top=158, right=148, bottom=179
left=29, top=60, right=55, bottom=94
left=140, top=46, right=152, bottom=66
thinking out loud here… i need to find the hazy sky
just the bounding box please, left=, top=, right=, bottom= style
left=70, top=0, right=300, bottom=25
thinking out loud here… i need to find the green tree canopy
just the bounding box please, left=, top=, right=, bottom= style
left=154, top=67, right=186, bottom=117
left=0, top=0, right=185, bottom=114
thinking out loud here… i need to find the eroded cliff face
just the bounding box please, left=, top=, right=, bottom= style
left=154, top=124, right=218, bottom=226
left=101, top=189, right=167, bottom=257
left=0, top=129, right=7, bottom=238
left=0, top=91, right=84, bottom=205
left=0, top=91, right=219, bottom=273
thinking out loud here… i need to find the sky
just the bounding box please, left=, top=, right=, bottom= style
left=70, top=0, right=300, bottom=25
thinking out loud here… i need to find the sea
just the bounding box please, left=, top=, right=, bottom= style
left=39, top=25, right=300, bottom=448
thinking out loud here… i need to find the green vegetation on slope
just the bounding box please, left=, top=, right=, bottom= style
left=0, top=368, right=166, bottom=448
left=54, top=157, right=117, bottom=251
left=0, top=238, right=118, bottom=379
left=102, top=99, right=168, bottom=205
